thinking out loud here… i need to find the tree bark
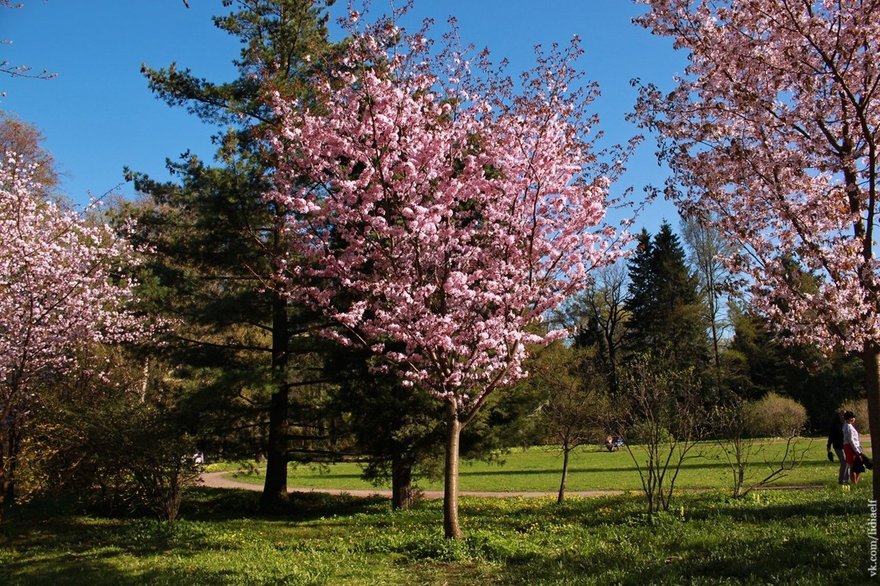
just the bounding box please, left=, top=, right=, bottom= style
left=391, top=455, right=414, bottom=511
left=557, top=447, right=570, bottom=505
left=260, top=293, right=290, bottom=513
left=864, top=343, right=880, bottom=530
left=0, top=432, right=9, bottom=523
left=443, top=401, right=463, bottom=540
left=0, top=409, right=19, bottom=522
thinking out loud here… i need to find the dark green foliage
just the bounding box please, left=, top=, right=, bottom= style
left=624, top=223, right=709, bottom=374
left=23, top=349, right=201, bottom=522
left=142, top=0, right=336, bottom=145
left=126, top=1, right=339, bottom=510
left=725, top=306, right=863, bottom=432
left=324, top=346, right=444, bottom=509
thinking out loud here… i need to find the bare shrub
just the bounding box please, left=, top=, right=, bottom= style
left=713, top=397, right=809, bottom=498
left=617, top=355, right=707, bottom=515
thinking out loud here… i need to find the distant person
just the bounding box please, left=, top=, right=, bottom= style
left=827, top=410, right=849, bottom=485
left=604, top=435, right=616, bottom=452
left=843, top=411, right=865, bottom=484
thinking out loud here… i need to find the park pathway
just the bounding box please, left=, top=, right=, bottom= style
left=200, top=472, right=624, bottom=498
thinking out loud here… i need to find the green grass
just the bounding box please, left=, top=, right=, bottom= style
left=0, top=485, right=872, bottom=585
left=213, top=436, right=852, bottom=493
left=2, top=438, right=872, bottom=584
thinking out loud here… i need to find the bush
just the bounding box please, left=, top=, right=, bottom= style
left=747, top=393, right=808, bottom=438
left=839, top=399, right=870, bottom=436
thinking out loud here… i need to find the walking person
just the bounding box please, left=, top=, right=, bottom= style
left=843, top=411, right=865, bottom=485
left=827, top=410, right=849, bottom=485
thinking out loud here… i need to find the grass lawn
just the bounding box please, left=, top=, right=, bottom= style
left=213, top=436, right=854, bottom=493
left=1, top=437, right=874, bottom=585
left=0, top=485, right=872, bottom=585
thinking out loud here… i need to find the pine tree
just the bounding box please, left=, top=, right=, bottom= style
left=127, top=0, right=336, bottom=512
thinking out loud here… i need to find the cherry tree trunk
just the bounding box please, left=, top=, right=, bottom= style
left=557, top=447, right=570, bottom=505
left=443, top=402, right=463, bottom=540
left=0, top=434, right=10, bottom=523
left=391, top=456, right=414, bottom=511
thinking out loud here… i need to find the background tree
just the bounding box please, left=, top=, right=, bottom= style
left=130, top=0, right=336, bottom=512
left=0, top=154, right=145, bottom=520
left=726, top=304, right=863, bottom=430
left=559, top=263, right=629, bottom=396
left=325, top=347, right=444, bottom=511
left=0, top=114, right=57, bottom=191
left=624, top=223, right=708, bottom=375
left=681, top=214, right=734, bottom=379
left=534, top=343, right=609, bottom=504
left=633, top=0, right=880, bottom=504
left=268, top=14, right=627, bottom=538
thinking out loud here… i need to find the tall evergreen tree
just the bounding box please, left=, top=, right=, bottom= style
left=126, top=0, right=336, bottom=512
left=624, top=222, right=708, bottom=373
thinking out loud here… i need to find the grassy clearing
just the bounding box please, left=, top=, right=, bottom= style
left=213, top=437, right=851, bottom=493
left=0, top=485, right=871, bottom=585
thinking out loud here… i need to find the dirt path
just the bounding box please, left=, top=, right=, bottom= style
left=200, top=472, right=623, bottom=498
left=201, top=472, right=827, bottom=499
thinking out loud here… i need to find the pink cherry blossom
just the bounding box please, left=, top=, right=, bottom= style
left=267, top=13, right=628, bottom=537
left=1, top=153, right=148, bottom=509
left=634, top=0, right=880, bottom=501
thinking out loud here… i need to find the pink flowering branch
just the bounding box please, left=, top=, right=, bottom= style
left=632, top=0, right=880, bottom=507
left=1, top=154, right=149, bottom=492
left=266, top=9, right=630, bottom=538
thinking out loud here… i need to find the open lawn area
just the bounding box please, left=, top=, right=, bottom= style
left=0, top=484, right=872, bottom=585
left=1, top=437, right=874, bottom=585
left=212, top=437, right=857, bottom=494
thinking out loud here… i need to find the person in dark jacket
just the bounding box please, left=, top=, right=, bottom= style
left=827, top=410, right=849, bottom=485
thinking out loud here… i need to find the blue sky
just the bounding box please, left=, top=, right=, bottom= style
left=1, top=0, right=686, bottom=233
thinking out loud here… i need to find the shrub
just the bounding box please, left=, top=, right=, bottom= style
left=839, top=399, right=870, bottom=436
left=747, top=393, right=808, bottom=438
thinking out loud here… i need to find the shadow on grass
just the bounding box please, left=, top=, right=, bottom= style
left=2, top=485, right=861, bottom=585
left=492, top=532, right=848, bottom=585
left=179, top=486, right=390, bottom=523
left=2, top=552, right=248, bottom=586
left=486, top=492, right=858, bottom=585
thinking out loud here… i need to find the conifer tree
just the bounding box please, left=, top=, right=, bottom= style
left=127, top=0, right=336, bottom=512
left=624, top=223, right=708, bottom=373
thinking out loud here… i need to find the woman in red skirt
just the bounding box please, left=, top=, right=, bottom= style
left=843, top=411, right=864, bottom=484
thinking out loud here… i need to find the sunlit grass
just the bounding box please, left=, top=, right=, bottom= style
left=0, top=485, right=870, bottom=585
left=210, top=437, right=855, bottom=494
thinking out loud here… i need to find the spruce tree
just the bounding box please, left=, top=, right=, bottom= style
left=624, top=222, right=708, bottom=373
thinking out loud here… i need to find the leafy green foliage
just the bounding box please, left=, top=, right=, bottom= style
left=22, top=347, right=201, bottom=521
